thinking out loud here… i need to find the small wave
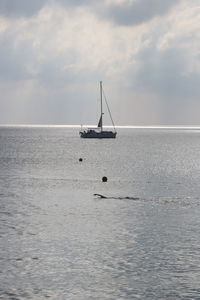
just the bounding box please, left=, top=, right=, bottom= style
left=0, top=290, right=20, bottom=300
left=0, top=211, right=12, bottom=216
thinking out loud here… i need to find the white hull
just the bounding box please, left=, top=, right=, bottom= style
left=80, top=130, right=116, bottom=139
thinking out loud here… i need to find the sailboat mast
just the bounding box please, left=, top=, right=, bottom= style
left=100, top=81, right=103, bottom=131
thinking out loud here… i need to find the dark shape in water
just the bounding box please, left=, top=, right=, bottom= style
left=102, top=176, right=108, bottom=182
left=94, top=193, right=140, bottom=200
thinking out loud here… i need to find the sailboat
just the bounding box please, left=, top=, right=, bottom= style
left=79, top=81, right=117, bottom=139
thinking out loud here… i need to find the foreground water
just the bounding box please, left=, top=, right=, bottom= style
left=1, top=126, right=200, bottom=299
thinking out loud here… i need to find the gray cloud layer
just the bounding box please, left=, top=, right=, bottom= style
left=0, top=0, right=48, bottom=17
left=0, top=0, right=180, bottom=27
left=103, top=0, right=181, bottom=26
left=0, top=0, right=91, bottom=17
left=135, top=46, right=199, bottom=99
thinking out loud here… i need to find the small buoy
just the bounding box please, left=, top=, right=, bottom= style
left=79, top=158, right=83, bottom=162
left=102, top=176, right=108, bottom=182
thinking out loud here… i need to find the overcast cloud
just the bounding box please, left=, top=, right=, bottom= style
left=0, top=0, right=199, bottom=125
left=101, top=0, right=181, bottom=26
left=0, top=0, right=47, bottom=17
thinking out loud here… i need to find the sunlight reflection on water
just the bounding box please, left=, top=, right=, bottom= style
left=1, top=127, right=200, bottom=299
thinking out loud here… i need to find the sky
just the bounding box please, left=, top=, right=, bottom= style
left=0, top=0, right=199, bottom=126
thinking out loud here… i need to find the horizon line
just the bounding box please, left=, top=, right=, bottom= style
left=1, top=124, right=200, bottom=129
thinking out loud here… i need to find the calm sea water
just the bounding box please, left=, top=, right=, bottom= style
left=1, top=126, right=200, bottom=299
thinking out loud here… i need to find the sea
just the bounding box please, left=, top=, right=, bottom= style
left=1, top=126, right=200, bottom=300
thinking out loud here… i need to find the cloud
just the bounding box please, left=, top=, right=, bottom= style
left=57, top=0, right=92, bottom=6
left=0, top=0, right=92, bottom=18
left=0, top=0, right=181, bottom=27
left=101, top=0, right=181, bottom=26
left=134, top=46, right=200, bottom=100
left=117, top=38, right=200, bottom=125
left=0, top=36, right=32, bottom=80
left=0, top=0, right=49, bottom=17
left=0, top=0, right=199, bottom=125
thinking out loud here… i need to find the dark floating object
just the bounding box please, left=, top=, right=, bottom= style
left=79, top=158, right=83, bottom=162
left=94, top=193, right=140, bottom=200
left=94, top=193, right=107, bottom=198
left=102, top=176, right=108, bottom=182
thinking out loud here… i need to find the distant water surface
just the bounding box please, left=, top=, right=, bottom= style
left=1, top=127, right=200, bottom=299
